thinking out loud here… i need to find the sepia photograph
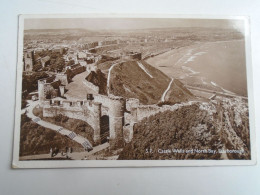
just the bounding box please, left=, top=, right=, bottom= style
left=12, top=15, right=256, bottom=168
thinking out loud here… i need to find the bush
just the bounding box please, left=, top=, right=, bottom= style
left=76, top=122, right=87, bottom=132
left=54, top=114, right=62, bottom=122
left=61, top=115, right=69, bottom=123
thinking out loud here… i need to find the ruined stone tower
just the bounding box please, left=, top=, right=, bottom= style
left=108, top=96, right=125, bottom=149
left=24, top=51, right=34, bottom=72
left=91, top=102, right=102, bottom=144
left=38, top=79, right=46, bottom=103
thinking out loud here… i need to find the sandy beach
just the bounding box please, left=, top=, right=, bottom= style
left=146, top=39, right=247, bottom=96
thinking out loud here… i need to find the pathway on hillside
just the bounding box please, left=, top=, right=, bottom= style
left=137, top=61, right=153, bottom=78
left=25, top=101, right=93, bottom=150
left=161, top=78, right=174, bottom=102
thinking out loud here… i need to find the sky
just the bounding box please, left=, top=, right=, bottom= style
left=24, top=17, right=245, bottom=32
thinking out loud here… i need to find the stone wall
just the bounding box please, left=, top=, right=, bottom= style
left=123, top=123, right=135, bottom=143
left=42, top=93, right=129, bottom=148
left=93, top=94, right=126, bottom=149
left=43, top=99, right=101, bottom=143
left=83, top=80, right=99, bottom=93
left=131, top=101, right=196, bottom=122
left=126, top=98, right=140, bottom=112
left=38, top=80, right=61, bottom=104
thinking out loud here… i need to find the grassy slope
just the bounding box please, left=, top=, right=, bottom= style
left=33, top=107, right=94, bottom=145
left=109, top=60, right=170, bottom=105
left=20, top=114, right=84, bottom=157
left=166, top=79, right=195, bottom=104
left=109, top=60, right=195, bottom=105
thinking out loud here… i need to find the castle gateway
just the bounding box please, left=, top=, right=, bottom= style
left=38, top=78, right=126, bottom=149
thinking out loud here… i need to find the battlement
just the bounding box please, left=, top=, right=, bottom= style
left=42, top=93, right=126, bottom=148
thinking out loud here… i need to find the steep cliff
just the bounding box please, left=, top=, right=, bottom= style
left=118, top=98, right=250, bottom=160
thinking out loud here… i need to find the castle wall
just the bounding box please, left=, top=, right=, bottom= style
left=93, top=94, right=111, bottom=108
left=101, top=106, right=109, bottom=116
left=38, top=80, right=46, bottom=103
left=43, top=100, right=102, bottom=144
left=126, top=98, right=140, bottom=112
left=131, top=105, right=161, bottom=122
left=108, top=96, right=125, bottom=149
left=83, top=80, right=99, bottom=93
left=93, top=94, right=126, bottom=148
left=123, top=123, right=135, bottom=143
left=38, top=75, right=65, bottom=105
left=131, top=102, right=196, bottom=122
left=41, top=92, right=128, bottom=148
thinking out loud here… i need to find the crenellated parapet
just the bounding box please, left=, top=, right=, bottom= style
left=41, top=93, right=127, bottom=148
left=43, top=97, right=102, bottom=144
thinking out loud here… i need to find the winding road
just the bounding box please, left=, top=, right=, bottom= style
left=137, top=61, right=153, bottom=78
left=161, top=78, right=174, bottom=102
left=25, top=100, right=93, bottom=150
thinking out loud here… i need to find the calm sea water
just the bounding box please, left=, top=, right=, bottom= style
left=185, top=40, right=247, bottom=96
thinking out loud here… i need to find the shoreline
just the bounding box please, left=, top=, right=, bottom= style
left=146, top=39, right=247, bottom=97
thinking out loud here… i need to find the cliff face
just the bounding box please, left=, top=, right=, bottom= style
left=118, top=98, right=250, bottom=160
left=109, top=60, right=194, bottom=105
left=85, top=69, right=107, bottom=95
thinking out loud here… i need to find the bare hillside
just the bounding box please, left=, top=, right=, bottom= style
left=109, top=60, right=194, bottom=104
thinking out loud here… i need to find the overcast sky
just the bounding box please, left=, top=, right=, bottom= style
left=24, top=18, right=245, bottom=32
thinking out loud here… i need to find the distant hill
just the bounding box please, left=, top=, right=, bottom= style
left=108, top=60, right=194, bottom=105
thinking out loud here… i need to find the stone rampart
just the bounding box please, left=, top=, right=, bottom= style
left=43, top=99, right=101, bottom=143
left=83, top=80, right=99, bottom=93
left=131, top=101, right=196, bottom=122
